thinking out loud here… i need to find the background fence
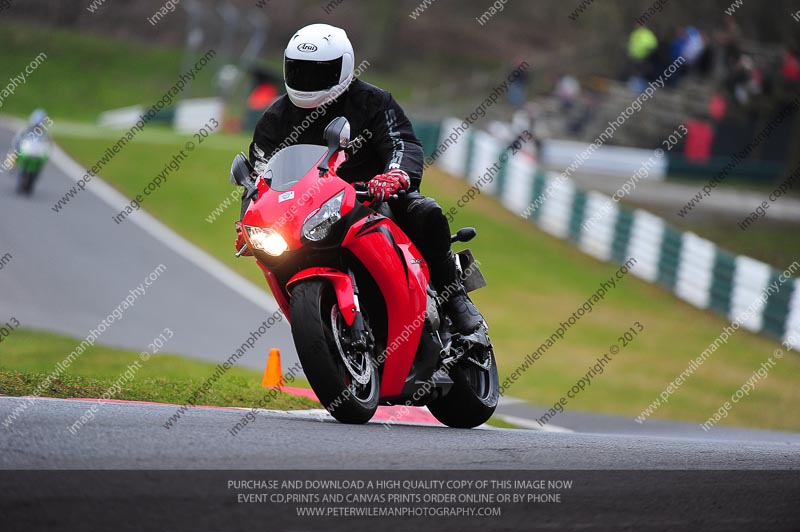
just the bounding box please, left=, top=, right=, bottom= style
left=433, top=117, right=800, bottom=349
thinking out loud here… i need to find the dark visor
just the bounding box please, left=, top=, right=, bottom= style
left=285, top=57, right=343, bottom=92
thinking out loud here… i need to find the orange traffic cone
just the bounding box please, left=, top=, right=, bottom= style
left=262, top=348, right=284, bottom=387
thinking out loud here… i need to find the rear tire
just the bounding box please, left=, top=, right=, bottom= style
left=428, top=342, right=499, bottom=428
left=290, top=280, right=379, bottom=424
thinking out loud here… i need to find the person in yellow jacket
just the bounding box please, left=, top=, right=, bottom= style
left=629, top=23, right=658, bottom=61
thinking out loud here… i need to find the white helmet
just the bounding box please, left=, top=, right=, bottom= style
left=284, top=24, right=354, bottom=109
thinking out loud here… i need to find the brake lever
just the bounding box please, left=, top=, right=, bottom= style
left=235, top=245, right=248, bottom=258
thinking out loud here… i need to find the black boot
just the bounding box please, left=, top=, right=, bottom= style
left=392, top=193, right=485, bottom=335
left=443, top=285, right=483, bottom=334
left=433, top=252, right=484, bottom=335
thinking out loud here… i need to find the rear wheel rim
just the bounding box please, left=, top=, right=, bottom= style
left=463, top=350, right=494, bottom=402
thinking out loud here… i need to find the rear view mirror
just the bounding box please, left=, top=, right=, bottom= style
left=230, top=152, right=258, bottom=200
left=324, top=116, right=351, bottom=149
left=230, top=152, right=254, bottom=186
left=318, top=117, right=351, bottom=176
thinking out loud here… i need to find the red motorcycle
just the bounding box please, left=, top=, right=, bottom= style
left=231, top=117, right=498, bottom=427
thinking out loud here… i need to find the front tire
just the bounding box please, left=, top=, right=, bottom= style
left=290, top=280, right=379, bottom=424
left=428, top=341, right=499, bottom=428
left=16, top=171, right=29, bottom=195
left=22, top=171, right=37, bottom=195
left=16, top=169, right=37, bottom=196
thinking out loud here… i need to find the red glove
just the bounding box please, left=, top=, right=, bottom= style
left=368, top=169, right=410, bottom=202
left=235, top=222, right=252, bottom=256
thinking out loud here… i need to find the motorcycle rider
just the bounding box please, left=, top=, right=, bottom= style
left=237, top=23, right=483, bottom=334
left=6, top=109, right=50, bottom=170
left=11, top=109, right=50, bottom=155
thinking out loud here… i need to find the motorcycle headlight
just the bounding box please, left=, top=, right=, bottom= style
left=244, top=226, right=288, bottom=256
left=302, top=191, right=345, bottom=242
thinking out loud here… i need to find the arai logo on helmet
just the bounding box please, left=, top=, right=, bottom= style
left=297, top=43, right=318, bottom=53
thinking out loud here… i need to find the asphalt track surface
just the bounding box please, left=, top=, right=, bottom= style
left=3, top=396, right=799, bottom=470
left=0, top=122, right=299, bottom=371
left=495, top=397, right=800, bottom=443
left=1, top=123, right=800, bottom=530
left=1, top=396, right=799, bottom=531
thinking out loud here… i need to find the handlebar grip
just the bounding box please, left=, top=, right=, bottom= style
left=354, top=187, right=407, bottom=202
left=389, top=189, right=408, bottom=201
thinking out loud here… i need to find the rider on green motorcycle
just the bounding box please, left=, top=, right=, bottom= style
left=10, top=109, right=51, bottom=195
left=12, top=109, right=51, bottom=154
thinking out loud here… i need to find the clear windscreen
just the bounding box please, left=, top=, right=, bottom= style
left=262, top=144, right=327, bottom=192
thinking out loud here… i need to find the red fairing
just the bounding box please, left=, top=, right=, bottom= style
left=243, top=151, right=351, bottom=251
left=240, top=145, right=430, bottom=399
left=286, top=268, right=357, bottom=326
left=342, top=215, right=430, bottom=397
left=258, top=262, right=291, bottom=320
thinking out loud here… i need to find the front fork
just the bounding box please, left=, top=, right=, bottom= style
left=348, top=269, right=370, bottom=348
left=285, top=267, right=372, bottom=352
left=286, top=268, right=377, bottom=387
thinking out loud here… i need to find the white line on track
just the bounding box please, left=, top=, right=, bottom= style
left=494, top=413, right=574, bottom=433
left=497, top=396, right=527, bottom=406
left=43, top=133, right=280, bottom=315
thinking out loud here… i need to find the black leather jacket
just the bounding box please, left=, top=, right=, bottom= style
left=248, top=79, right=424, bottom=192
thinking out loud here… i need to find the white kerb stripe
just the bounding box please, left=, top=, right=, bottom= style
left=436, top=117, right=470, bottom=178
left=626, top=209, right=664, bottom=283
left=730, top=255, right=772, bottom=332
left=579, top=191, right=617, bottom=262
left=503, top=156, right=536, bottom=215
left=783, top=279, right=800, bottom=350
left=675, top=232, right=716, bottom=309
left=468, top=130, right=501, bottom=194
left=538, top=172, right=574, bottom=239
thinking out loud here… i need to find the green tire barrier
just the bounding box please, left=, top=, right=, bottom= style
left=435, top=118, right=799, bottom=349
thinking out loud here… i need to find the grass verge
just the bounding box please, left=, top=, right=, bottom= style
left=0, top=329, right=317, bottom=412
left=0, top=22, right=217, bottom=122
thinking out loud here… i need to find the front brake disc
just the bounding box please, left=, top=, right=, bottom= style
left=331, top=306, right=372, bottom=385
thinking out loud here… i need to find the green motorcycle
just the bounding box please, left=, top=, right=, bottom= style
left=15, top=136, right=49, bottom=196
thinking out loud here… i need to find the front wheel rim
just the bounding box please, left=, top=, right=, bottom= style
left=327, top=304, right=377, bottom=404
